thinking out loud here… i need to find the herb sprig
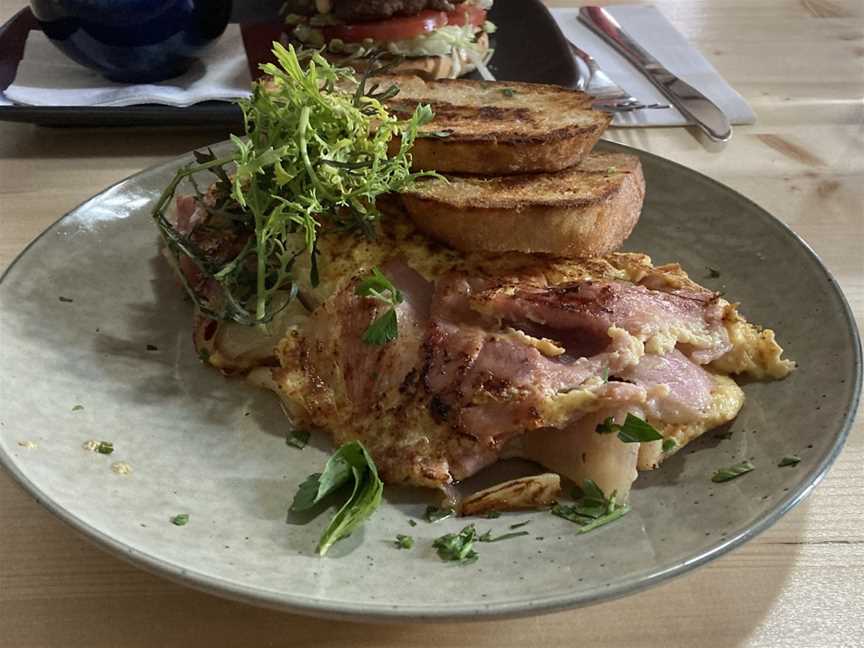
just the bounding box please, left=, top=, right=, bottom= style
left=152, top=44, right=435, bottom=327
left=355, top=267, right=404, bottom=345
left=711, top=461, right=755, bottom=483
left=290, top=440, right=383, bottom=556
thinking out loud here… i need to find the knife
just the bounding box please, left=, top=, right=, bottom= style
left=578, top=6, right=732, bottom=142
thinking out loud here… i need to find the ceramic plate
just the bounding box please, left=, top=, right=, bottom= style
left=0, top=141, right=859, bottom=621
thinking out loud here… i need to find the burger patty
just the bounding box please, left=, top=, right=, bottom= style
left=285, top=0, right=467, bottom=23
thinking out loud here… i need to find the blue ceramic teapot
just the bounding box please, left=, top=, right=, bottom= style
left=30, top=0, right=232, bottom=83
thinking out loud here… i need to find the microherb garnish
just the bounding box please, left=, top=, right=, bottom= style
left=355, top=267, right=404, bottom=345
left=500, top=87, right=517, bottom=97
left=711, top=461, right=755, bottom=483
left=778, top=455, right=801, bottom=467
left=286, top=429, right=311, bottom=449
left=394, top=534, right=414, bottom=549
left=171, top=514, right=190, bottom=526
left=289, top=440, right=383, bottom=556
left=151, top=44, right=435, bottom=327
left=433, top=525, right=479, bottom=564
left=96, top=441, right=114, bottom=455
left=424, top=505, right=455, bottom=523
left=552, top=480, right=630, bottom=534
left=662, top=438, right=677, bottom=453
left=595, top=414, right=663, bottom=443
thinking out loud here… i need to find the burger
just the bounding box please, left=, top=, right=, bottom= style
left=282, top=0, right=496, bottom=80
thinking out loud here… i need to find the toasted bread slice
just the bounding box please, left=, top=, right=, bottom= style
left=385, top=78, right=611, bottom=175
left=399, top=152, right=645, bottom=257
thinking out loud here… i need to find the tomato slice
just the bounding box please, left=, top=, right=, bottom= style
left=322, top=10, right=447, bottom=43
left=445, top=5, right=487, bottom=28
left=320, top=5, right=487, bottom=44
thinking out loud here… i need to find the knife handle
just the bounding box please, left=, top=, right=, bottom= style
left=579, top=7, right=655, bottom=69
left=579, top=6, right=732, bottom=142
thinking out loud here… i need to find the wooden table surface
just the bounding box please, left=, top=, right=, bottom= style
left=1, top=1, right=862, bottom=646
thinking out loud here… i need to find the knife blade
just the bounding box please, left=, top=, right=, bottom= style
left=578, top=6, right=732, bottom=142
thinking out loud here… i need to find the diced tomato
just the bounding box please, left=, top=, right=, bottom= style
left=320, top=5, right=487, bottom=44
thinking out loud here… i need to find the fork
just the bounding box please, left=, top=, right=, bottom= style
left=568, top=41, right=670, bottom=112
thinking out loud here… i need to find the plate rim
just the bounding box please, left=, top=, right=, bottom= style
left=1, top=140, right=860, bottom=622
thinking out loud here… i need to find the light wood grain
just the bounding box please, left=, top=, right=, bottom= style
left=1, top=1, right=863, bottom=646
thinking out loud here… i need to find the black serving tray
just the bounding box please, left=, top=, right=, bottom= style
left=0, top=0, right=578, bottom=127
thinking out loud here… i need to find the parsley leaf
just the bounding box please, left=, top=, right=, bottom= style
left=595, top=414, right=663, bottom=443
left=394, top=534, right=414, bottom=549
left=778, top=455, right=801, bottom=467
left=711, top=461, right=755, bottom=483
left=286, top=429, right=311, bottom=449
left=288, top=440, right=383, bottom=555
left=616, top=414, right=664, bottom=443
left=552, top=480, right=630, bottom=534
left=96, top=441, right=114, bottom=455
left=485, top=511, right=501, bottom=519
left=433, top=525, right=479, bottom=564
left=171, top=514, right=189, bottom=526
left=424, top=505, right=455, bottom=523
left=662, top=438, right=677, bottom=453
left=356, top=268, right=403, bottom=345
left=500, top=87, right=516, bottom=97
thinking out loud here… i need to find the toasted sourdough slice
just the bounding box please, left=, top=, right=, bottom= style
left=400, top=151, right=645, bottom=257
left=385, top=77, right=612, bottom=174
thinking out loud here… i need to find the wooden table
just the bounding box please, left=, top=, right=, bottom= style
left=1, top=1, right=862, bottom=646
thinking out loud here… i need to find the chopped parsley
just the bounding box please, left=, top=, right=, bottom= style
left=408, top=519, right=417, bottom=527
left=146, top=344, right=159, bottom=351
left=479, top=530, right=530, bottom=543
left=289, top=440, right=383, bottom=556
left=95, top=441, right=114, bottom=455
left=433, top=525, right=479, bottom=564
left=552, top=480, right=630, bottom=534
left=778, top=455, right=801, bottom=467
left=711, top=461, right=755, bottom=483
left=286, top=429, right=311, bottom=449
left=596, top=414, right=663, bottom=443
left=499, top=87, right=517, bottom=97
left=424, top=505, right=455, bottom=523
left=662, top=438, right=677, bottom=453
left=71, top=404, right=84, bottom=412
left=58, top=296, right=74, bottom=303
left=355, top=268, right=403, bottom=345
left=394, top=534, right=414, bottom=549
left=485, top=511, right=501, bottom=519
left=509, top=521, right=530, bottom=530
left=171, top=514, right=190, bottom=526
left=707, top=267, right=721, bottom=279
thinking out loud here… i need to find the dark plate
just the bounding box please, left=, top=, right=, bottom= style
left=0, top=0, right=578, bottom=128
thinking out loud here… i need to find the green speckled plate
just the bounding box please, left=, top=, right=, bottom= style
left=0, top=141, right=859, bottom=621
